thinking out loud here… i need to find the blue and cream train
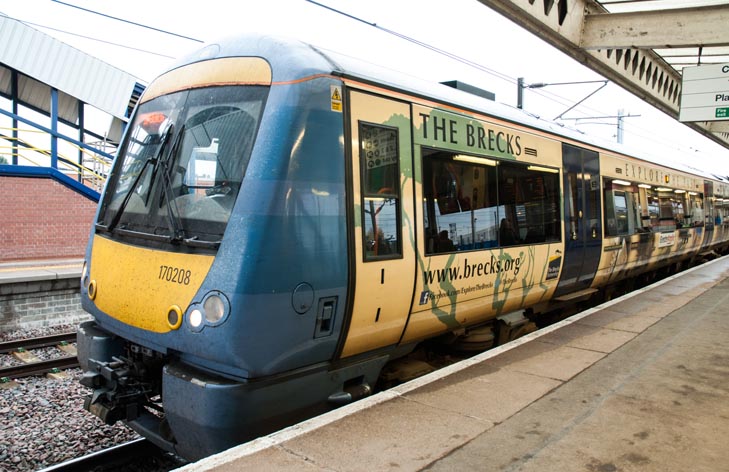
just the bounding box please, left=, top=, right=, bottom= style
left=77, top=34, right=729, bottom=460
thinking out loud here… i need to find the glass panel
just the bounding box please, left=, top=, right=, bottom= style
left=471, top=165, right=500, bottom=249
left=360, top=123, right=401, bottom=259
left=613, top=192, right=629, bottom=234
left=363, top=197, right=399, bottom=257
left=423, top=156, right=469, bottom=252
left=422, top=148, right=560, bottom=254
left=565, top=172, right=579, bottom=241
left=658, top=190, right=676, bottom=230
left=422, top=150, right=498, bottom=253
left=648, top=190, right=660, bottom=228
left=498, top=162, right=561, bottom=246
left=98, top=85, right=267, bottom=244
left=604, top=179, right=646, bottom=236
left=686, top=192, right=704, bottom=227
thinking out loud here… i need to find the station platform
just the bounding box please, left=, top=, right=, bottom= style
left=0, top=258, right=83, bottom=286
left=0, top=258, right=85, bottom=331
left=179, top=255, right=729, bottom=472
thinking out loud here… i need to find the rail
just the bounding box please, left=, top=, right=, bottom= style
left=0, top=355, right=78, bottom=379
left=0, top=332, right=78, bottom=380
left=35, top=438, right=175, bottom=472
left=0, top=332, right=76, bottom=354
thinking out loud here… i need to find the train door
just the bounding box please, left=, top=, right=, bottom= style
left=703, top=180, right=715, bottom=248
left=339, top=90, right=416, bottom=358
left=555, top=143, right=602, bottom=297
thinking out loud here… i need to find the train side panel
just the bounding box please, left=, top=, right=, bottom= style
left=594, top=153, right=707, bottom=288
left=404, top=103, right=564, bottom=343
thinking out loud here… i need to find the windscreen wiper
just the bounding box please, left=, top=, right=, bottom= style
left=157, top=124, right=187, bottom=243
left=103, top=125, right=175, bottom=233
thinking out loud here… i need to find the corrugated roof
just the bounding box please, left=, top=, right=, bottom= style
left=0, top=13, right=143, bottom=120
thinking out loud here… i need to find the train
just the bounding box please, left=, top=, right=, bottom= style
left=77, top=34, right=729, bottom=461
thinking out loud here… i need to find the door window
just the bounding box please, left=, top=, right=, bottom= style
left=359, top=122, right=401, bottom=260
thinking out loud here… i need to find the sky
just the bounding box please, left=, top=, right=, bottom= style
left=1, top=0, right=728, bottom=176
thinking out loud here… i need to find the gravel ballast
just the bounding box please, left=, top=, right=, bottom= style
left=1, top=325, right=139, bottom=471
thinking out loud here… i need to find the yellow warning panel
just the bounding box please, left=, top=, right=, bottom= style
left=331, top=85, right=343, bottom=112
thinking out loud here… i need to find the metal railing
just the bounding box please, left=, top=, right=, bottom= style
left=0, top=108, right=118, bottom=194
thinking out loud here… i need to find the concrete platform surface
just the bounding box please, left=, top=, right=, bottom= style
left=179, top=257, right=729, bottom=472
left=0, top=258, right=82, bottom=285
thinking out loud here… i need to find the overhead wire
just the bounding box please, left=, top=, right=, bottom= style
left=305, top=1, right=707, bottom=154
left=10, top=0, right=713, bottom=156
left=4, top=15, right=176, bottom=59
left=306, top=1, right=616, bottom=121
left=305, top=0, right=516, bottom=86
left=50, top=0, right=204, bottom=43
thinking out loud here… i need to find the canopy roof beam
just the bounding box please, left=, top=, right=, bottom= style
left=476, top=0, right=729, bottom=148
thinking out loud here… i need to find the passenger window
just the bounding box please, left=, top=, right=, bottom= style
left=604, top=178, right=705, bottom=234
left=687, top=192, right=704, bottom=227
left=422, top=148, right=560, bottom=254
left=603, top=179, right=646, bottom=235
left=423, top=151, right=498, bottom=253
left=498, top=162, right=561, bottom=246
left=613, top=192, right=629, bottom=234
left=359, top=122, right=401, bottom=260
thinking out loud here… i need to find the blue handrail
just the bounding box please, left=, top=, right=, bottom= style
left=0, top=164, right=100, bottom=201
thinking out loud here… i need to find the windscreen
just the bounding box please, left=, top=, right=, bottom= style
left=97, top=85, right=267, bottom=247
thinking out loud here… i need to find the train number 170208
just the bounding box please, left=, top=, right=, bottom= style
left=159, top=265, right=191, bottom=285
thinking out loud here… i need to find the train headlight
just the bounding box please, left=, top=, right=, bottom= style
left=189, top=309, right=204, bottom=329
left=186, top=291, right=230, bottom=331
left=204, top=295, right=225, bottom=324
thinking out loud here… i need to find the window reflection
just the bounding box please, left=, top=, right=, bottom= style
left=603, top=178, right=705, bottom=236
left=422, top=148, right=561, bottom=254
left=360, top=123, right=401, bottom=260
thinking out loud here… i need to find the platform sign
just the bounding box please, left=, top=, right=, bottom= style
left=679, top=63, right=729, bottom=122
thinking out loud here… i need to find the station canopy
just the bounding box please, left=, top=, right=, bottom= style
left=478, top=0, right=729, bottom=148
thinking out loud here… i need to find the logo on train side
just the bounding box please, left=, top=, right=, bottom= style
left=546, top=255, right=561, bottom=280
left=419, top=254, right=523, bottom=305
left=415, top=109, right=523, bottom=158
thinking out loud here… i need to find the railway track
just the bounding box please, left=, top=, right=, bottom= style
left=0, top=355, right=79, bottom=380
left=0, top=332, right=78, bottom=381
left=0, top=332, right=76, bottom=354
left=36, top=438, right=185, bottom=472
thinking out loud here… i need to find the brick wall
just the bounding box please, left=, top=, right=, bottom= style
left=0, top=175, right=97, bottom=262
left=0, top=278, right=91, bottom=332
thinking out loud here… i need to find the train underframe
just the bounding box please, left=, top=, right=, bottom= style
left=76, top=321, right=391, bottom=461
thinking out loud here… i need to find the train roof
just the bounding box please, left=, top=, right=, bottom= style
left=170, top=34, right=728, bottom=185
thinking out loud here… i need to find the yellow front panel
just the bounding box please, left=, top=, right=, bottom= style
left=89, top=235, right=215, bottom=333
